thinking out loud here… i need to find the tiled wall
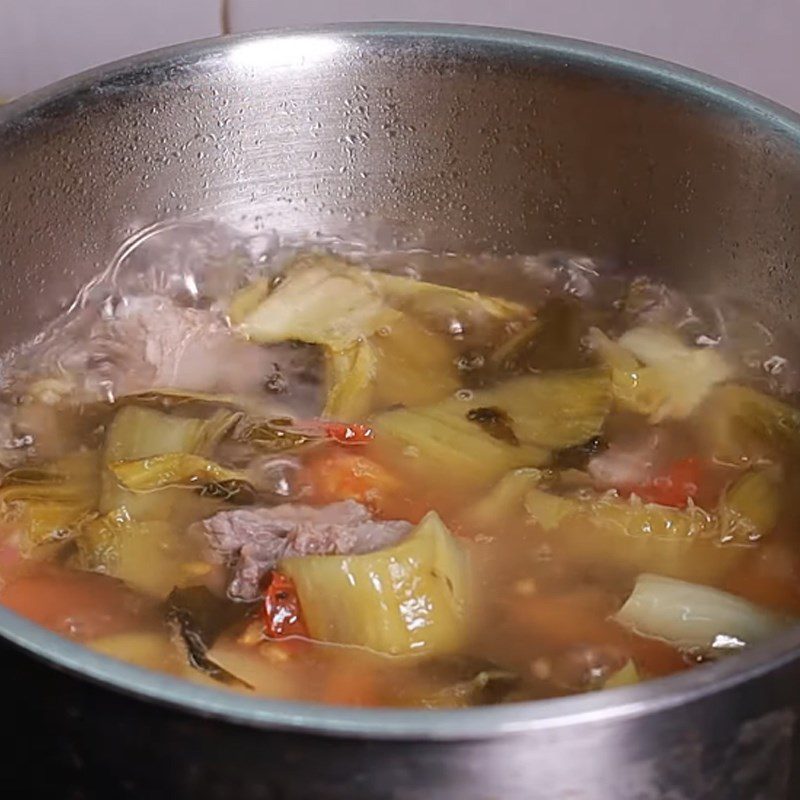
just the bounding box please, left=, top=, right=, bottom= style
left=2, top=0, right=798, bottom=110
left=0, top=0, right=220, bottom=99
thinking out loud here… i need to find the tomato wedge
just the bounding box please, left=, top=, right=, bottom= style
left=630, top=456, right=702, bottom=508
left=0, top=568, right=151, bottom=640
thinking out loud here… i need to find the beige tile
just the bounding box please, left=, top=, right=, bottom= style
left=228, top=0, right=800, bottom=110
left=0, top=0, right=222, bottom=98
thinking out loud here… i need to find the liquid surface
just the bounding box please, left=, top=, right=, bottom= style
left=1, top=222, right=800, bottom=708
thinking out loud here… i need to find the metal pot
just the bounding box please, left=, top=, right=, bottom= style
left=2, top=24, right=800, bottom=800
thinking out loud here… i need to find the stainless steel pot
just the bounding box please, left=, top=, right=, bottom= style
left=2, top=24, right=800, bottom=800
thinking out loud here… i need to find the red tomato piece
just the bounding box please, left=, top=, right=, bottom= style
left=0, top=568, right=151, bottom=640
left=631, top=457, right=702, bottom=508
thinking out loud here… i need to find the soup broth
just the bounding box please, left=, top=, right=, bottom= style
left=1, top=228, right=799, bottom=708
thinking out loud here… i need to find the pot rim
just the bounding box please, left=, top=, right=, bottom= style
left=2, top=22, right=800, bottom=740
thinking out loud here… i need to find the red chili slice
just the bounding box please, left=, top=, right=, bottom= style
left=262, top=570, right=309, bottom=639
left=322, top=422, right=375, bottom=445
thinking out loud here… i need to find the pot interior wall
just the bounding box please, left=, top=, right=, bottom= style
left=1, top=30, right=800, bottom=347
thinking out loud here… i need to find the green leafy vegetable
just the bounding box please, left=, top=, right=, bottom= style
left=281, top=511, right=470, bottom=657
left=602, top=659, right=640, bottom=689
left=235, top=256, right=483, bottom=418
left=116, top=388, right=243, bottom=413
left=465, top=468, right=545, bottom=531
left=103, top=407, right=235, bottom=469
left=719, top=466, right=783, bottom=541
left=614, top=573, right=795, bottom=656
left=227, top=277, right=272, bottom=325
left=0, top=452, right=98, bottom=502
left=375, top=406, right=547, bottom=490
left=101, top=406, right=237, bottom=521
left=488, top=319, right=541, bottom=373
left=374, top=369, right=611, bottom=488
left=370, top=313, right=460, bottom=409
left=479, top=369, right=612, bottom=449
left=0, top=451, right=100, bottom=556
left=374, top=272, right=528, bottom=334
left=523, top=484, right=745, bottom=583
left=490, top=298, right=592, bottom=372
left=699, top=384, right=800, bottom=465
left=234, top=255, right=522, bottom=420
left=323, top=340, right=378, bottom=421
left=589, top=326, right=733, bottom=422
left=236, top=256, right=399, bottom=349
left=76, top=511, right=198, bottom=598
left=323, top=311, right=462, bottom=421
left=232, top=417, right=317, bottom=452
left=523, top=484, right=584, bottom=531
left=15, top=502, right=96, bottom=558
left=109, top=453, right=253, bottom=501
